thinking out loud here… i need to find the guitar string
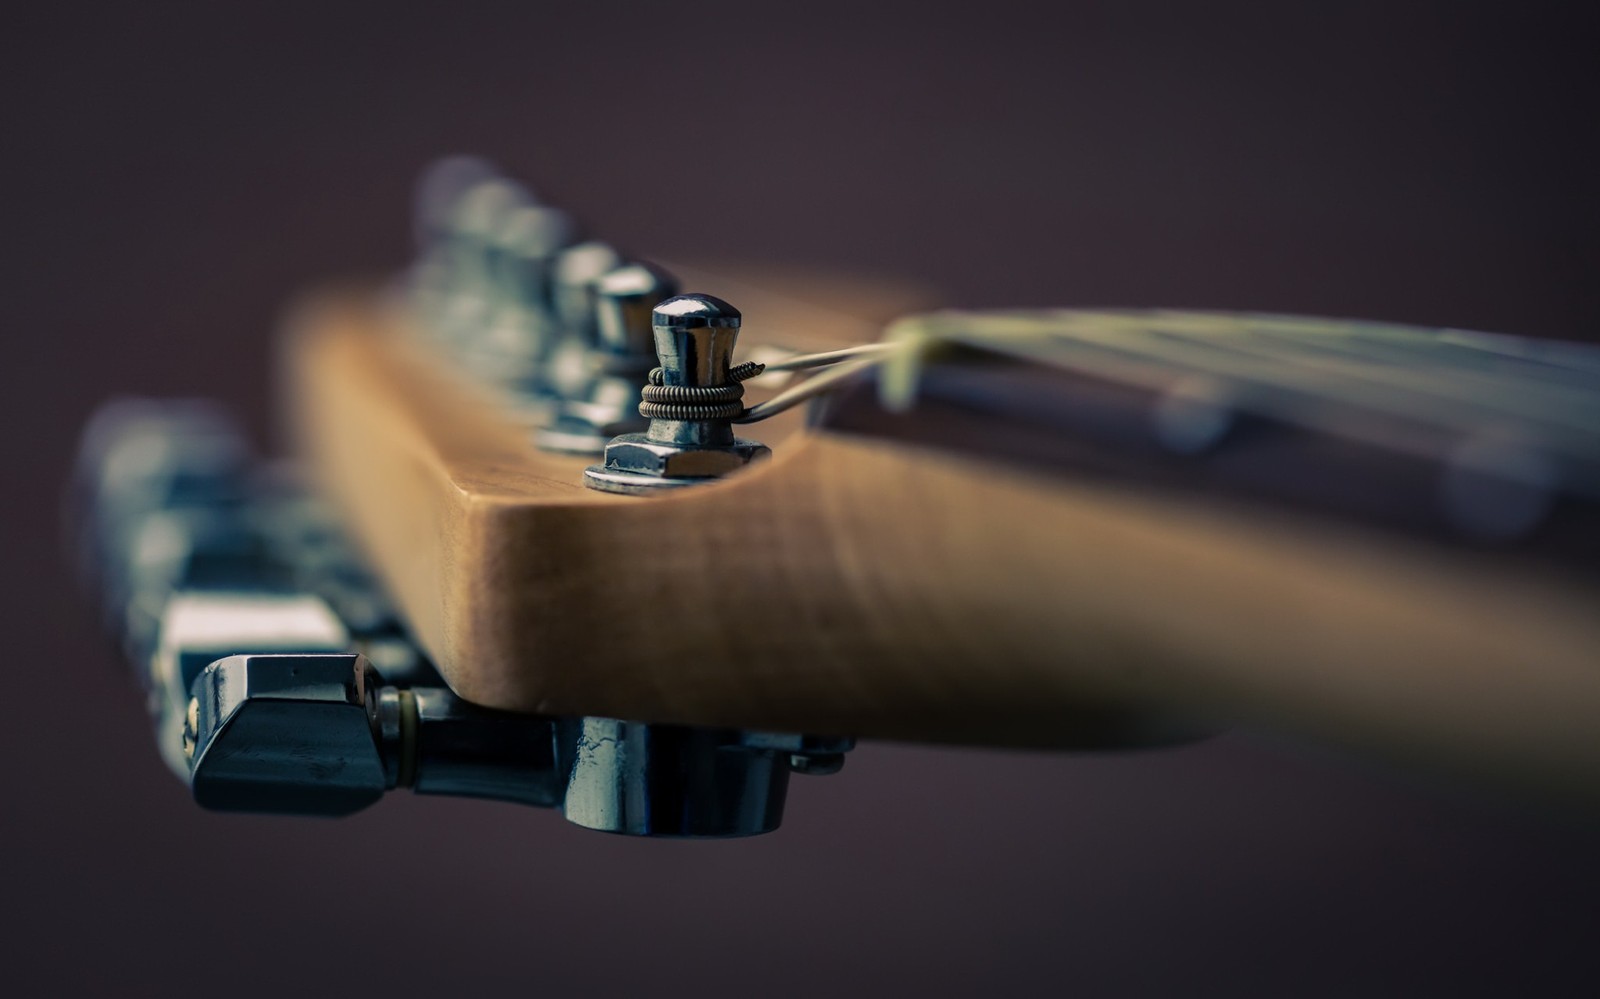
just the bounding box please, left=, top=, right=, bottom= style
left=735, top=310, right=1600, bottom=500
left=882, top=310, right=1600, bottom=440
left=758, top=342, right=898, bottom=373
left=736, top=356, right=884, bottom=423
left=869, top=310, right=1600, bottom=497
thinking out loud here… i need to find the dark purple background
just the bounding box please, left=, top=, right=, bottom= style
left=3, top=4, right=1597, bottom=996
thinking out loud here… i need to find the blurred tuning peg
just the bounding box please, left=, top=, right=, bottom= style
left=448, top=177, right=533, bottom=294
left=421, top=176, right=535, bottom=343
left=494, top=203, right=578, bottom=313
left=540, top=241, right=624, bottom=402
left=408, top=159, right=504, bottom=328
left=594, top=262, right=679, bottom=359
left=411, top=155, right=501, bottom=250
left=537, top=262, right=680, bottom=454
left=550, top=241, right=624, bottom=342
left=467, top=203, right=580, bottom=385
left=69, top=399, right=257, bottom=647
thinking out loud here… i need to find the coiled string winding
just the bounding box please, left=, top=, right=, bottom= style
left=638, top=361, right=767, bottom=421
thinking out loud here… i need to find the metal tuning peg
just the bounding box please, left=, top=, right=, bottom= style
left=424, top=175, right=534, bottom=347
left=539, top=241, right=624, bottom=404
left=535, top=262, right=680, bottom=455
left=468, top=201, right=579, bottom=385
left=411, top=155, right=500, bottom=251
left=495, top=203, right=577, bottom=319
left=187, top=653, right=390, bottom=816
left=186, top=653, right=561, bottom=817
left=69, top=400, right=262, bottom=666
left=584, top=293, right=771, bottom=494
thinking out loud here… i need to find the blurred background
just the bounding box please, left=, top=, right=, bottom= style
left=3, top=2, right=1597, bottom=996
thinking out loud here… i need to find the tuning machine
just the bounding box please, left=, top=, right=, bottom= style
left=407, top=163, right=583, bottom=386
left=466, top=200, right=579, bottom=384
left=186, top=651, right=849, bottom=836
left=535, top=262, right=681, bottom=454
left=584, top=293, right=771, bottom=494
left=419, top=174, right=535, bottom=344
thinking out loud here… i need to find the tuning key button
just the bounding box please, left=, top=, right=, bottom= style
left=188, top=653, right=388, bottom=817
left=584, top=293, right=770, bottom=493
left=187, top=653, right=563, bottom=817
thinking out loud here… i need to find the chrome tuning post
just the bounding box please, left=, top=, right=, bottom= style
left=470, top=201, right=578, bottom=385
left=427, top=176, right=534, bottom=345
left=411, top=155, right=500, bottom=251
left=584, top=294, right=771, bottom=494
left=535, top=262, right=680, bottom=455
left=539, top=240, right=624, bottom=405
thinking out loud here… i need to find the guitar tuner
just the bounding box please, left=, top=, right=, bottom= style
left=539, top=240, right=626, bottom=402
left=583, top=293, right=772, bottom=494
left=535, top=261, right=681, bottom=455
left=411, top=172, right=555, bottom=358
left=411, top=155, right=501, bottom=249
left=185, top=652, right=846, bottom=835
left=75, top=402, right=851, bottom=837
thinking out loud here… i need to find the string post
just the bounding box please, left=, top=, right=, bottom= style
left=583, top=293, right=771, bottom=495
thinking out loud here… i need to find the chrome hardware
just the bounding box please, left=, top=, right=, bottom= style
left=562, top=718, right=792, bottom=837
left=429, top=176, right=535, bottom=343
left=401, top=165, right=773, bottom=482
left=536, top=262, right=681, bottom=455
left=189, top=653, right=389, bottom=816
left=187, top=654, right=841, bottom=836
left=408, top=165, right=592, bottom=388
left=384, top=685, right=563, bottom=807
left=411, top=155, right=500, bottom=250
left=540, top=241, right=624, bottom=403
left=152, top=592, right=348, bottom=778
left=469, top=202, right=579, bottom=384
left=73, top=398, right=850, bottom=838
left=584, top=293, right=772, bottom=494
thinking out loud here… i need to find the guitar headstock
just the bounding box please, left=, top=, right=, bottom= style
left=76, top=157, right=1600, bottom=828
left=72, top=158, right=951, bottom=837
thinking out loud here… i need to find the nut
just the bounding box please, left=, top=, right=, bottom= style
left=602, top=433, right=770, bottom=479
